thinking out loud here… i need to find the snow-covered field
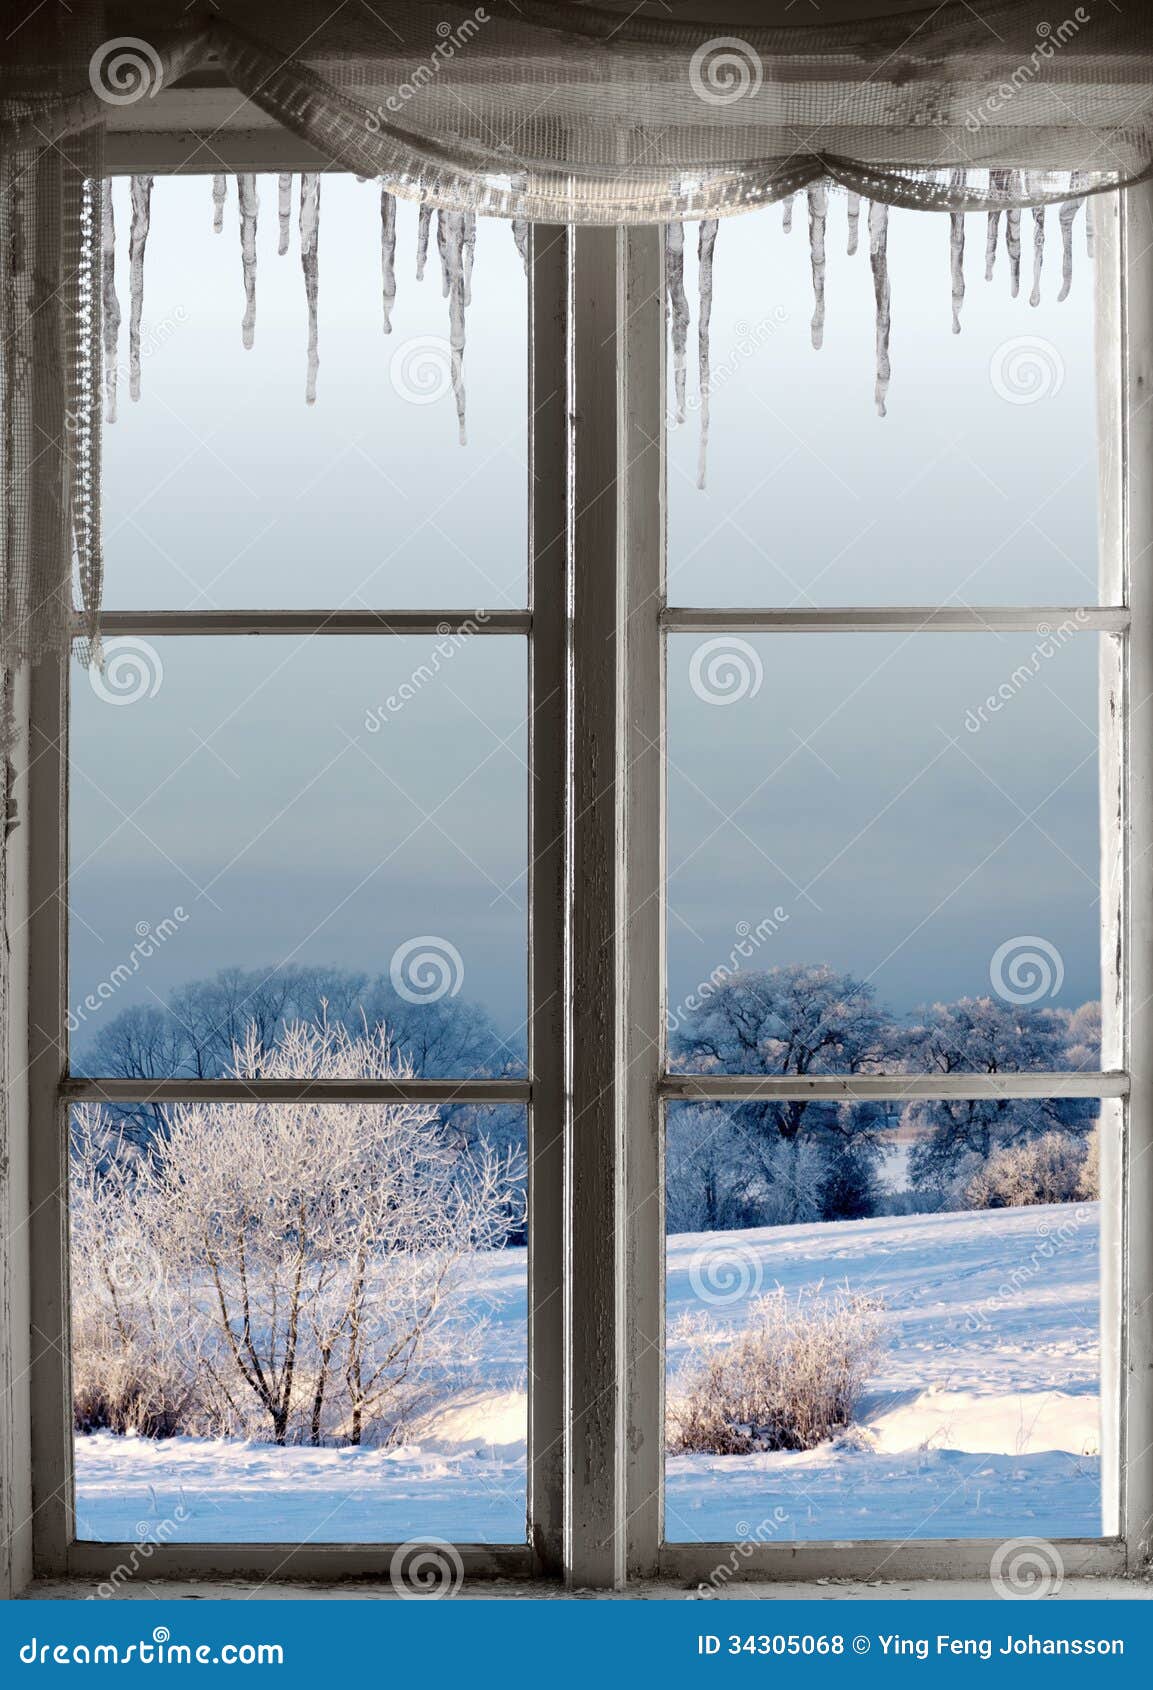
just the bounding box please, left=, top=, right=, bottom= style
left=75, top=1202, right=1101, bottom=1546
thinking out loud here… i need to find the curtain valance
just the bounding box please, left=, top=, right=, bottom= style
left=9, top=3, right=1153, bottom=223
left=3, top=0, right=1153, bottom=726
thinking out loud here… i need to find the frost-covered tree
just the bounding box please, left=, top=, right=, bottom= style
left=70, top=1108, right=201, bottom=1437
left=669, top=966, right=894, bottom=1223
left=79, top=964, right=523, bottom=1090
left=899, top=996, right=1099, bottom=1199
left=76, top=966, right=528, bottom=1219
left=72, top=1019, right=521, bottom=1446
left=665, top=1105, right=764, bottom=1233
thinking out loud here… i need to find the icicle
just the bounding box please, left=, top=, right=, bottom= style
left=299, top=173, right=320, bottom=405
left=948, top=169, right=966, bottom=335
left=436, top=209, right=469, bottom=445
left=512, top=218, right=529, bottom=276
left=237, top=173, right=259, bottom=351
left=462, top=213, right=476, bottom=310
left=436, top=207, right=451, bottom=296
left=949, top=213, right=965, bottom=335
left=807, top=182, right=827, bottom=351
left=868, top=200, right=891, bottom=419
left=1086, top=197, right=1095, bottom=258
left=665, top=222, right=689, bottom=425
left=1057, top=195, right=1082, bottom=302
left=985, top=208, right=1000, bottom=281
left=212, top=173, right=226, bottom=234
left=782, top=193, right=794, bottom=234
left=696, top=219, right=717, bottom=489
left=277, top=173, right=292, bottom=256
left=985, top=169, right=1010, bottom=282
left=416, top=203, right=432, bottom=280
left=101, top=180, right=120, bottom=425
left=1000, top=176, right=1021, bottom=302
left=1030, top=204, right=1045, bottom=307
left=127, top=174, right=152, bottom=403
left=380, top=189, right=397, bottom=334
left=847, top=192, right=860, bottom=257
left=1006, top=205, right=1022, bottom=300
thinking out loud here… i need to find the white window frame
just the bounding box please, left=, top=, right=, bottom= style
left=18, top=126, right=1153, bottom=1588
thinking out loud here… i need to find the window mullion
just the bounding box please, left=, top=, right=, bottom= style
left=27, top=647, right=73, bottom=1575
left=526, top=223, right=569, bottom=1579
left=566, top=224, right=664, bottom=1589
left=1117, top=181, right=1153, bottom=1566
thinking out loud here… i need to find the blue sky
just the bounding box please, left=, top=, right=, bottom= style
left=71, top=176, right=1101, bottom=1048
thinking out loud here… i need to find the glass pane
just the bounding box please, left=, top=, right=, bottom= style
left=665, top=1101, right=1103, bottom=1544
left=72, top=1102, right=527, bottom=1544
left=668, top=205, right=1099, bottom=608
left=100, top=176, right=527, bottom=609
left=667, top=632, right=1100, bottom=1072
left=69, top=636, right=526, bottom=1078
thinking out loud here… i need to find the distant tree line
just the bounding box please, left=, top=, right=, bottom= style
left=78, top=961, right=1100, bottom=1235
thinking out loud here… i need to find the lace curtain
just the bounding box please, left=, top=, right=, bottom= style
left=3, top=0, right=1153, bottom=700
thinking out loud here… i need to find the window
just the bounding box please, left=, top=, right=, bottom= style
left=25, top=168, right=1149, bottom=1588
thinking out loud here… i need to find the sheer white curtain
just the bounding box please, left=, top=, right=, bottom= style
left=3, top=0, right=1153, bottom=696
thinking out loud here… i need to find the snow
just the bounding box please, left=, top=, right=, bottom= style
left=74, top=1202, right=1100, bottom=1546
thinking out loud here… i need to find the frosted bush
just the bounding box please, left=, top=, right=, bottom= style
left=667, top=1286, right=885, bottom=1455
left=963, top=1130, right=1094, bottom=1210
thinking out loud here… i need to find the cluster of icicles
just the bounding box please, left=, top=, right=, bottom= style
left=100, top=173, right=1093, bottom=485
left=100, top=171, right=510, bottom=445
left=670, top=180, right=1093, bottom=485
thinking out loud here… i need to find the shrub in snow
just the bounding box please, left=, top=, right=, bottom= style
left=1077, top=1127, right=1100, bottom=1201
left=666, top=1286, right=884, bottom=1455
left=962, top=1130, right=1094, bottom=1210
left=71, top=1019, right=522, bottom=1446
